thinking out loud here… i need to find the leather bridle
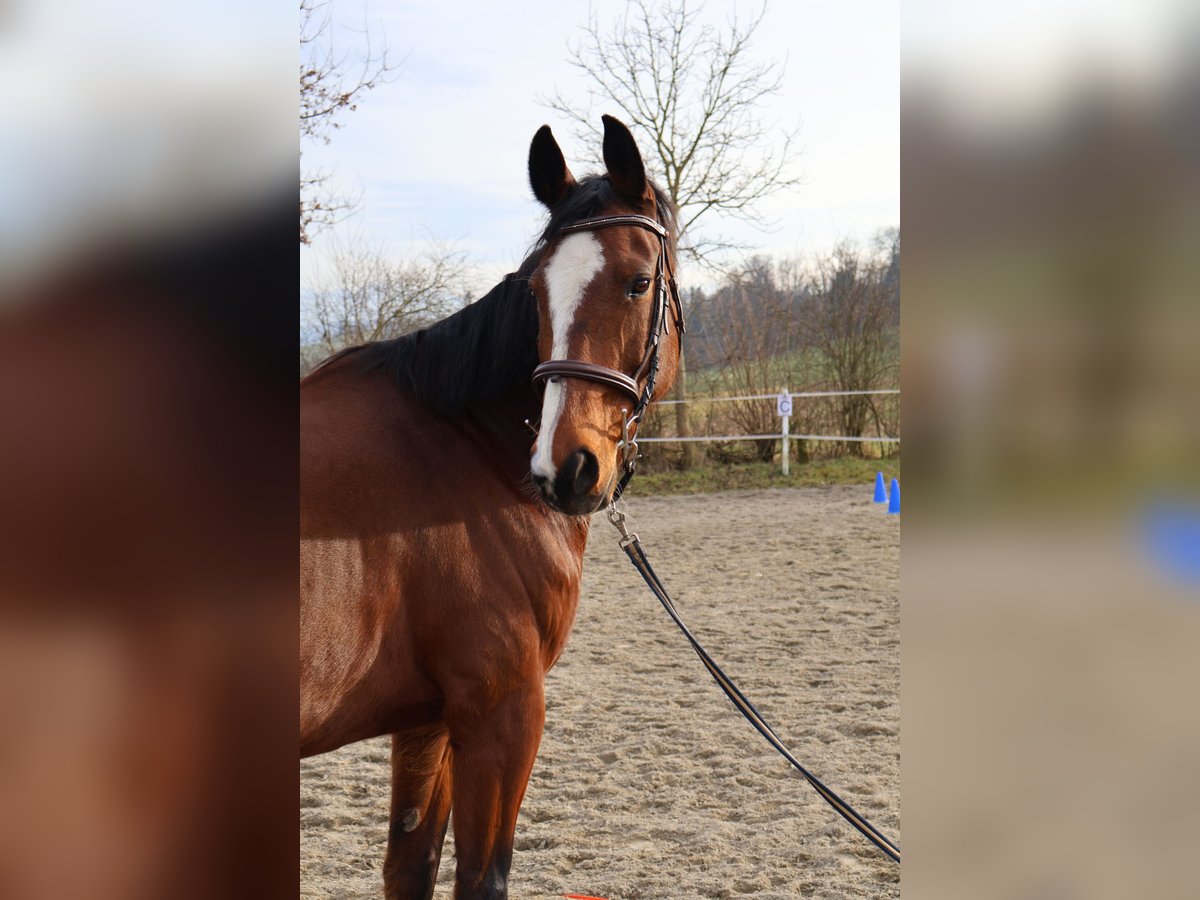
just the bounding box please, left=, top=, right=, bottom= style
left=531, top=214, right=685, bottom=502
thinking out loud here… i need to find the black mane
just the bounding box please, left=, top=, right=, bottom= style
left=335, top=272, right=539, bottom=414
left=331, top=174, right=676, bottom=414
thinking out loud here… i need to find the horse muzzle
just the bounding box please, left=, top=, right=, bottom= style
left=532, top=447, right=605, bottom=515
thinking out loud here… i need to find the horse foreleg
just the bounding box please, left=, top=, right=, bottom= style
left=447, top=683, right=545, bottom=900
left=383, top=725, right=453, bottom=900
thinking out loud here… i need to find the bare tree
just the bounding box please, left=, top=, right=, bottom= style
left=802, top=241, right=899, bottom=456
left=301, top=236, right=470, bottom=374
left=300, top=0, right=395, bottom=244
left=636, top=243, right=899, bottom=466
left=543, top=0, right=800, bottom=466
left=700, top=257, right=791, bottom=462
left=690, top=255, right=828, bottom=464
left=544, top=0, right=799, bottom=264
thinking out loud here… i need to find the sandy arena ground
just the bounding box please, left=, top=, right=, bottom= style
left=300, top=486, right=899, bottom=898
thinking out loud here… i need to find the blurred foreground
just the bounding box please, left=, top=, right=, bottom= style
left=0, top=2, right=296, bottom=898
left=903, top=2, right=1200, bottom=896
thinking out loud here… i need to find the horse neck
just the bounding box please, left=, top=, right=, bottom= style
left=459, top=386, right=544, bottom=486
left=461, top=387, right=594, bottom=546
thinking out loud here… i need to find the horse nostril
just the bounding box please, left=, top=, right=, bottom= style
left=559, top=449, right=599, bottom=498
left=532, top=472, right=553, bottom=497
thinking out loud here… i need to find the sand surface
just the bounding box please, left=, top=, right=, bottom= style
left=300, top=486, right=899, bottom=898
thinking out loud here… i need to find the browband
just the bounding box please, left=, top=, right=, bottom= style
left=558, top=214, right=668, bottom=238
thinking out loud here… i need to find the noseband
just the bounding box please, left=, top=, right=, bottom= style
left=531, top=214, right=685, bottom=502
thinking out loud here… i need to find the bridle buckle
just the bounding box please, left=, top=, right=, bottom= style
left=616, top=407, right=640, bottom=469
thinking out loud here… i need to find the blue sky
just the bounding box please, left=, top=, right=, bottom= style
left=301, top=0, right=900, bottom=293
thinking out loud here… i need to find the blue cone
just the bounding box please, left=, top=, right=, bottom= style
left=873, top=471, right=887, bottom=503
left=888, top=478, right=901, bottom=514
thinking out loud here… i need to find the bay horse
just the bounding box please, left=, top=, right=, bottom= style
left=300, top=115, right=684, bottom=899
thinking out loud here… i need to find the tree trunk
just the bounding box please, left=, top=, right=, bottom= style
left=673, top=347, right=697, bottom=468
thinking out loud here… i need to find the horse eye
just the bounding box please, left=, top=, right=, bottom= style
left=628, top=277, right=652, bottom=297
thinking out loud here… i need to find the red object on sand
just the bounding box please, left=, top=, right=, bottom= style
left=563, top=895, right=608, bottom=900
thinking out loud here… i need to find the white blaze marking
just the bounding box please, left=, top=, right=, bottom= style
left=531, top=232, right=604, bottom=482
left=532, top=381, right=565, bottom=487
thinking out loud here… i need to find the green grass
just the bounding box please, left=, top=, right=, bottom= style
left=688, top=349, right=831, bottom=395
left=687, top=330, right=900, bottom=396
left=627, top=457, right=901, bottom=497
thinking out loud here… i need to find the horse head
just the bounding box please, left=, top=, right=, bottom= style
left=526, top=115, right=683, bottom=516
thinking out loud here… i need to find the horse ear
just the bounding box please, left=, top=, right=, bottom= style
left=529, top=125, right=577, bottom=209
left=601, top=114, right=649, bottom=204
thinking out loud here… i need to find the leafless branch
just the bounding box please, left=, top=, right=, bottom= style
left=301, top=234, right=472, bottom=374
left=299, top=0, right=398, bottom=244
left=541, top=0, right=801, bottom=269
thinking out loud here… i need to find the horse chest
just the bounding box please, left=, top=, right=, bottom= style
left=400, top=507, right=585, bottom=675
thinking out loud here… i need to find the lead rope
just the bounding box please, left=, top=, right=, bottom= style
left=606, top=505, right=901, bottom=865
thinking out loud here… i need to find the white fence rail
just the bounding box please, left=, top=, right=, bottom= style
left=638, top=434, right=901, bottom=443
left=640, top=388, right=900, bottom=474
left=655, top=389, right=900, bottom=406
